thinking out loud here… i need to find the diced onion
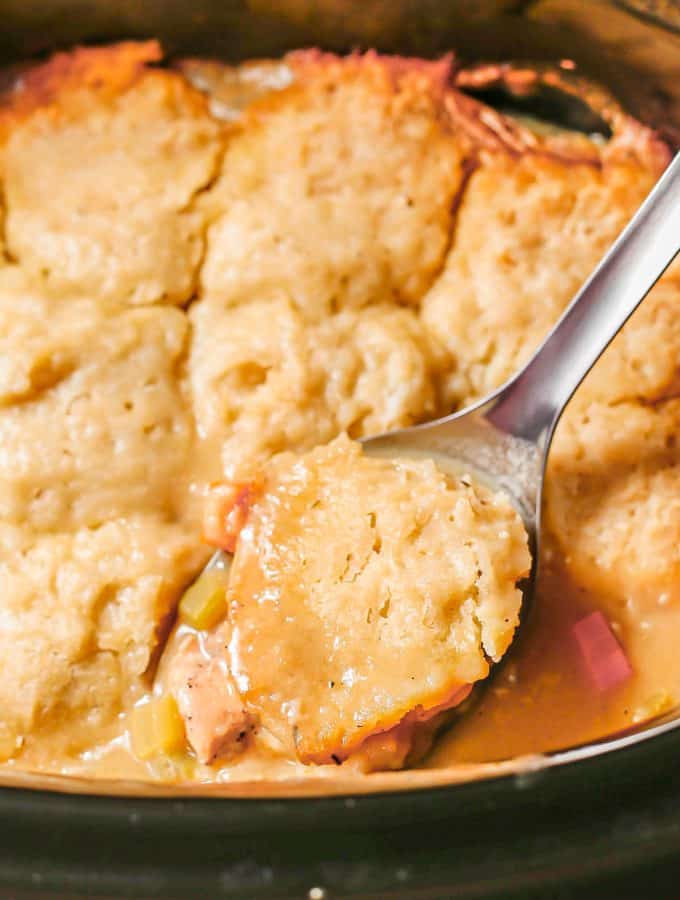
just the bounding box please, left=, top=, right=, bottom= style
left=572, top=611, right=632, bottom=692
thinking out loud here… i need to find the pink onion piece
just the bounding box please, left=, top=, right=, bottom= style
left=572, top=611, right=633, bottom=692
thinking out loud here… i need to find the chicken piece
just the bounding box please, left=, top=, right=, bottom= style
left=166, top=635, right=253, bottom=764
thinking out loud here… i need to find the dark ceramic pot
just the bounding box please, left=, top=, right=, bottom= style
left=1, top=2, right=679, bottom=896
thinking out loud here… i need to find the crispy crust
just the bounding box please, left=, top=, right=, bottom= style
left=185, top=49, right=670, bottom=174
left=175, top=49, right=673, bottom=182
left=287, top=48, right=455, bottom=98
left=455, top=62, right=671, bottom=172
left=304, top=683, right=473, bottom=766
left=6, top=44, right=666, bottom=172
left=0, top=41, right=163, bottom=133
left=231, top=49, right=461, bottom=141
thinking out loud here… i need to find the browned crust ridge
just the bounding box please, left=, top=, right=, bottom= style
left=1, top=42, right=669, bottom=175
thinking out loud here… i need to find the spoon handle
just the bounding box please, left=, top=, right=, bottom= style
left=486, top=152, right=680, bottom=445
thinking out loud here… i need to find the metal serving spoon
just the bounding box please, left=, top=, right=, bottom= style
left=364, top=152, right=680, bottom=593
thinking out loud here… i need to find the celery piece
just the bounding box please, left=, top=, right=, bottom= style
left=130, top=694, right=186, bottom=761
left=179, top=567, right=229, bottom=630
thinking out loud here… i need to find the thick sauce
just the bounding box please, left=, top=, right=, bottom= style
left=431, top=550, right=671, bottom=766
left=2, top=536, right=676, bottom=795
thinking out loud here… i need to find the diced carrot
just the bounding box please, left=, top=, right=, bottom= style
left=202, top=483, right=254, bottom=552
left=572, top=611, right=632, bottom=692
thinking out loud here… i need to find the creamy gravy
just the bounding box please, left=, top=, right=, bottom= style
left=2, top=537, right=676, bottom=796
left=431, top=551, right=673, bottom=766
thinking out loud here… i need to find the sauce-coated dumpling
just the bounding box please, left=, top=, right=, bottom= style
left=221, top=436, right=529, bottom=764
